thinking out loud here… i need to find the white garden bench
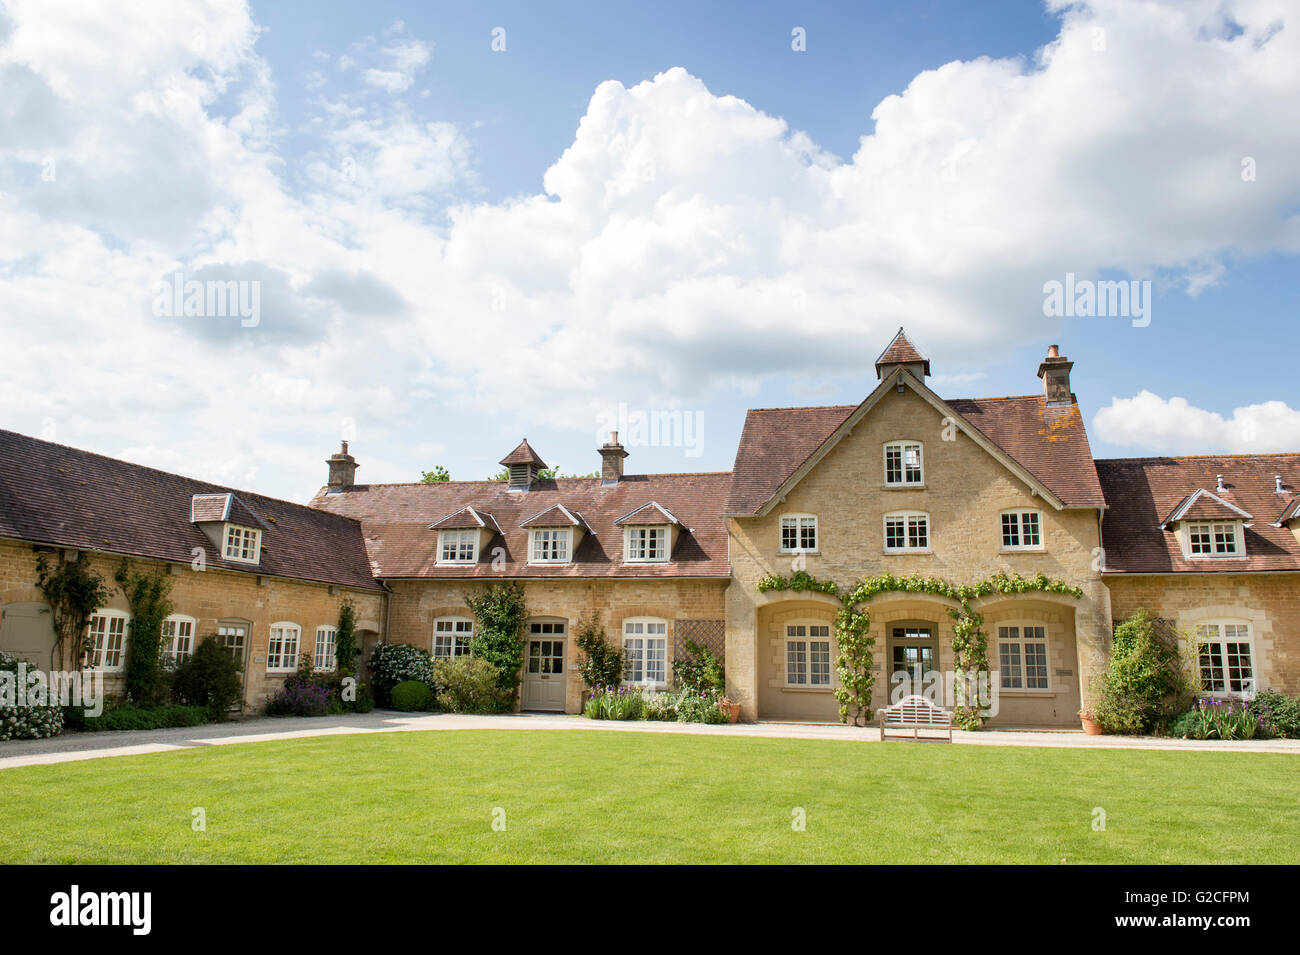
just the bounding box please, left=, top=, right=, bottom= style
left=876, top=694, right=954, bottom=742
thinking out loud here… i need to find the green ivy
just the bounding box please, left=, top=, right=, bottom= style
left=465, top=582, right=529, bottom=701
left=757, top=570, right=1083, bottom=728
left=35, top=552, right=111, bottom=671
left=114, top=560, right=174, bottom=707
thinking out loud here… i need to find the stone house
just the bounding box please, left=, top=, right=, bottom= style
left=1, top=329, right=1296, bottom=722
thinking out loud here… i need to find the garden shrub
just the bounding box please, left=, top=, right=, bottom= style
left=675, top=687, right=729, bottom=724
left=583, top=685, right=646, bottom=721
left=673, top=639, right=725, bottom=695
left=1246, top=689, right=1300, bottom=739
left=575, top=616, right=624, bottom=689
left=392, top=679, right=434, bottom=712
left=1168, top=698, right=1259, bottom=740
left=172, top=636, right=243, bottom=720
left=0, top=650, right=65, bottom=740
left=115, top=560, right=173, bottom=708
left=368, top=643, right=434, bottom=707
left=1092, top=610, right=1191, bottom=734
left=71, top=703, right=209, bottom=732
left=432, top=657, right=510, bottom=713
left=267, top=674, right=332, bottom=717
left=644, top=692, right=678, bottom=721
left=465, top=583, right=528, bottom=700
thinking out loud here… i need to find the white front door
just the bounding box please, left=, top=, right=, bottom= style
left=522, top=621, right=566, bottom=712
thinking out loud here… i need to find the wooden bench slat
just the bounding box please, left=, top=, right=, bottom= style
left=875, top=694, right=954, bottom=743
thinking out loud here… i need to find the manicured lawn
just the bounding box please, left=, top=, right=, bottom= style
left=1, top=730, right=1296, bottom=864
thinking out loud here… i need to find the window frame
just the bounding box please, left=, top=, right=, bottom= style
left=778, top=514, right=819, bottom=554
left=997, top=623, right=1050, bottom=692
left=883, top=510, right=931, bottom=553
left=1000, top=509, right=1044, bottom=551
left=883, top=440, right=924, bottom=487
left=266, top=621, right=301, bottom=673
left=161, top=613, right=197, bottom=667
left=1184, top=521, right=1244, bottom=559
left=436, top=529, right=479, bottom=565
left=85, top=609, right=130, bottom=671
left=433, top=616, right=475, bottom=659
left=314, top=625, right=338, bottom=672
left=222, top=523, right=261, bottom=564
left=622, top=617, right=669, bottom=687
left=623, top=525, right=670, bottom=563
left=784, top=621, right=833, bottom=689
left=1193, top=620, right=1255, bottom=698
left=529, top=527, right=572, bottom=565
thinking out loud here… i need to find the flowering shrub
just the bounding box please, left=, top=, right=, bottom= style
left=583, top=685, right=727, bottom=724
left=432, top=657, right=510, bottom=713
left=1168, top=698, right=1260, bottom=740
left=584, top=685, right=646, bottom=721
left=369, top=643, right=435, bottom=707
left=0, top=650, right=65, bottom=741
left=1246, top=689, right=1300, bottom=739
left=266, top=674, right=332, bottom=717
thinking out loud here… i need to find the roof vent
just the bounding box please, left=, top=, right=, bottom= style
left=500, top=439, right=547, bottom=491
left=1216, top=474, right=1226, bottom=493
left=1277, top=475, right=1286, bottom=494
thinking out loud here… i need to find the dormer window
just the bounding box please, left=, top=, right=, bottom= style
left=884, top=441, right=923, bottom=486
left=530, top=528, right=571, bottom=564
left=1187, top=521, right=1242, bottom=558
left=223, top=524, right=261, bottom=563
left=438, top=530, right=479, bottom=564
left=625, top=526, right=669, bottom=563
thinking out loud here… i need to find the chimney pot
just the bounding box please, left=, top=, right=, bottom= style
left=1047, top=344, right=1059, bottom=358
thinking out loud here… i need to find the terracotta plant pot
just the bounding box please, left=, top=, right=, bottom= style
left=1080, top=715, right=1103, bottom=735
left=720, top=699, right=741, bottom=723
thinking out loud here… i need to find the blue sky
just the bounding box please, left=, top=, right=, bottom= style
left=1, top=0, right=1298, bottom=499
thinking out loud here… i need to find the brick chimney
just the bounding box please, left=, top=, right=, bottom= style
left=1036, top=344, right=1074, bottom=406
left=327, top=440, right=358, bottom=490
left=599, top=432, right=628, bottom=486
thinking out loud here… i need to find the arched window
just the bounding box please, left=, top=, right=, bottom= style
left=622, top=618, right=668, bottom=686
left=1193, top=620, right=1254, bottom=697
left=267, top=622, right=301, bottom=672
left=85, top=609, right=130, bottom=671
left=161, top=614, right=198, bottom=666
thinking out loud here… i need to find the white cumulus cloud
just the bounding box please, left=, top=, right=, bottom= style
left=1093, top=391, right=1300, bottom=453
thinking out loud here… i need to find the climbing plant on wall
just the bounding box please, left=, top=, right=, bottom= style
left=115, top=559, right=174, bottom=706
left=34, top=552, right=111, bottom=672
left=756, top=570, right=1083, bottom=729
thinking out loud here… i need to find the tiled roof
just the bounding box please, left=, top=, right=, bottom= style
left=1096, top=455, right=1300, bottom=573
left=874, top=328, right=931, bottom=376
left=0, top=428, right=382, bottom=591
left=311, top=473, right=731, bottom=578
left=499, top=439, right=547, bottom=468
left=1275, top=496, right=1300, bottom=526
left=1159, top=488, right=1252, bottom=527
left=517, top=503, right=588, bottom=529
left=613, top=502, right=680, bottom=526
left=428, top=505, right=500, bottom=532
left=724, top=393, right=1105, bottom=514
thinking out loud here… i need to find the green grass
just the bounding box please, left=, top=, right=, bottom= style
left=1, top=730, right=1296, bottom=863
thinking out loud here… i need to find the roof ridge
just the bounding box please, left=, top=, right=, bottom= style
left=1097, top=452, right=1300, bottom=464
left=339, top=471, right=733, bottom=490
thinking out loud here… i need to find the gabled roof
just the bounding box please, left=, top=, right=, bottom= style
left=428, top=505, right=501, bottom=533
left=1097, top=455, right=1300, bottom=574
left=1274, top=497, right=1300, bottom=527
left=724, top=369, right=1105, bottom=515
left=518, top=503, right=589, bottom=530
left=874, top=327, right=931, bottom=377
left=311, top=472, right=730, bottom=579
left=1159, top=488, right=1253, bottom=528
left=190, top=493, right=231, bottom=523
left=613, top=501, right=681, bottom=526
left=0, top=428, right=381, bottom=591
left=499, top=439, right=547, bottom=468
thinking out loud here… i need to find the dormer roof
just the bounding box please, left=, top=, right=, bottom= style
left=190, top=491, right=269, bottom=531
left=1273, top=497, right=1300, bottom=527
left=428, top=505, right=501, bottom=533
left=1159, top=488, right=1253, bottom=528
left=613, top=501, right=681, bottom=527
left=518, top=503, right=590, bottom=531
